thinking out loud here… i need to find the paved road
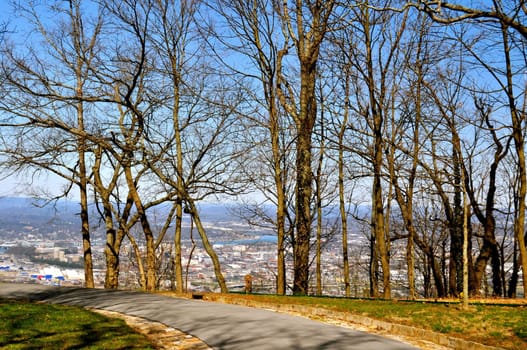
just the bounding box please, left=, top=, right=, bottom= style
left=0, top=282, right=419, bottom=350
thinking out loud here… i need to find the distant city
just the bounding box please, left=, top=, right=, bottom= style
left=0, top=197, right=380, bottom=296
left=0, top=196, right=420, bottom=296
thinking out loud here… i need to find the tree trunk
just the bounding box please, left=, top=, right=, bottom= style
left=294, top=127, right=313, bottom=295
left=79, top=166, right=94, bottom=288
left=172, top=94, right=185, bottom=293
left=462, top=166, right=469, bottom=309
left=372, top=128, right=390, bottom=299
left=276, top=208, right=286, bottom=295
left=430, top=253, right=446, bottom=298
left=142, top=216, right=157, bottom=292
left=76, top=61, right=93, bottom=290
left=369, top=235, right=379, bottom=298
left=174, top=198, right=184, bottom=293
left=450, top=145, right=464, bottom=297
left=276, top=0, right=335, bottom=296
left=502, top=20, right=527, bottom=297
left=124, top=164, right=157, bottom=291
left=103, top=209, right=119, bottom=289
left=315, top=110, right=325, bottom=296
left=293, top=58, right=317, bottom=295
left=338, top=104, right=350, bottom=298
left=508, top=237, right=519, bottom=298
left=271, top=84, right=287, bottom=295
left=315, top=174, right=323, bottom=296
left=128, top=232, right=147, bottom=290
left=186, top=198, right=228, bottom=293
left=513, top=131, right=527, bottom=299
left=105, top=241, right=120, bottom=289
left=414, top=235, right=446, bottom=298
left=363, top=2, right=390, bottom=299
left=406, top=228, right=416, bottom=299
left=172, top=51, right=185, bottom=294
left=69, top=0, right=94, bottom=289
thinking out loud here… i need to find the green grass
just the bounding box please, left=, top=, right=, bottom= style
left=201, top=293, right=527, bottom=350
left=0, top=299, right=156, bottom=349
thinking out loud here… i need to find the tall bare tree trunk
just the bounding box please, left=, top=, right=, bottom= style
left=339, top=70, right=351, bottom=298
left=294, top=80, right=316, bottom=295
left=271, top=53, right=287, bottom=296
left=70, top=0, right=94, bottom=288
left=172, top=83, right=185, bottom=293
left=404, top=33, right=424, bottom=302
left=210, top=0, right=289, bottom=294
left=93, top=145, right=116, bottom=288
left=128, top=231, right=147, bottom=289
left=123, top=163, right=157, bottom=291
left=77, top=104, right=93, bottom=288
left=465, top=101, right=507, bottom=296
left=462, top=163, right=469, bottom=309
left=450, top=143, right=464, bottom=296
left=369, top=235, right=379, bottom=298
left=511, top=95, right=527, bottom=300
left=273, top=129, right=287, bottom=295
left=152, top=0, right=192, bottom=294
left=315, top=175, right=323, bottom=296
left=362, top=2, right=392, bottom=299
left=315, top=116, right=325, bottom=295
left=275, top=0, right=335, bottom=295
left=501, top=22, right=527, bottom=298
left=338, top=137, right=350, bottom=297
left=174, top=198, right=184, bottom=293
left=186, top=198, right=228, bottom=293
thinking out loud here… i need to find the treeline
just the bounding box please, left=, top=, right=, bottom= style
left=0, top=1, right=526, bottom=298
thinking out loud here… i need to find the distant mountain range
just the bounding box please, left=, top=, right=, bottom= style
left=0, top=196, right=239, bottom=228
left=0, top=196, right=373, bottom=235
left=0, top=197, right=77, bottom=223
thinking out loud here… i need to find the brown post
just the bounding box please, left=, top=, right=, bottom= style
left=244, top=274, right=253, bottom=294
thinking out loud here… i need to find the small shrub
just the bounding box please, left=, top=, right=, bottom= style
left=513, top=325, right=527, bottom=339
left=432, top=323, right=453, bottom=333
left=489, top=331, right=504, bottom=340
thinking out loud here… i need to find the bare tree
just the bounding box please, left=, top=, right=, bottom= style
left=0, top=0, right=107, bottom=288
left=342, top=1, right=410, bottom=299
left=274, top=0, right=337, bottom=295
left=145, top=47, right=248, bottom=294
left=415, top=0, right=527, bottom=40
left=208, top=0, right=294, bottom=295
left=414, top=0, right=527, bottom=298
left=147, top=0, right=200, bottom=293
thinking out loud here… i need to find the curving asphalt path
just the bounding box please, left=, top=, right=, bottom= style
left=0, top=282, right=419, bottom=350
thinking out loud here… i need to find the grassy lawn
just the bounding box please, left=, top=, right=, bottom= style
left=0, top=299, right=156, bottom=350
left=200, top=293, right=527, bottom=350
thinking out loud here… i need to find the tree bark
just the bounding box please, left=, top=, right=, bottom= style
left=123, top=162, right=157, bottom=291
left=338, top=73, right=351, bottom=297
left=186, top=198, right=228, bottom=293
left=174, top=198, right=184, bottom=293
